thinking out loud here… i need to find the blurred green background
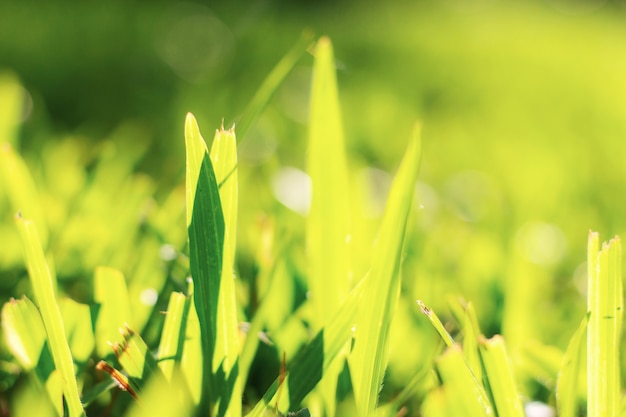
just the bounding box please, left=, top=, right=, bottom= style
left=2, top=0, right=626, bottom=410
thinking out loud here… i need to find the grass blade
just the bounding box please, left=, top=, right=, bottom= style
left=478, top=335, right=525, bottom=417
left=1, top=297, right=46, bottom=371
left=417, top=300, right=455, bottom=348
left=236, top=32, right=313, bottom=141
left=209, top=125, right=242, bottom=417
left=185, top=113, right=240, bottom=416
left=587, top=232, right=622, bottom=417
left=557, top=313, right=588, bottom=417
left=111, top=326, right=165, bottom=387
left=15, top=215, right=84, bottom=417
left=306, top=35, right=352, bottom=417
left=307, top=36, right=351, bottom=325
left=157, top=291, right=191, bottom=380
left=350, top=126, right=422, bottom=416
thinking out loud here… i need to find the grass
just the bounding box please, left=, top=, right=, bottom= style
left=0, top=33, right=624, bottom=417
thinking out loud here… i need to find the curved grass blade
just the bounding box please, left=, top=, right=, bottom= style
left=557, top=313, right=588, bottom=417
left=236, top=32, right=314, bottom=141
left=587, top=232, right=622, bottom=417
left=185, top=113, right=240, bottom=417
left=349, top=125, right=421, bottom=416
left=15, top=215, right=84, bottom=417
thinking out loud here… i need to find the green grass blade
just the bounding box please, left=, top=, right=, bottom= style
left=185, top=113, right=240, bottom=417
left=306, top=35, right=352, bottom=417
left=350, top=126, right=422, bottom=416
left=587, top=232, right=622, bottom=417
left=1, top=297, right=46, bottom=371
left=185, top=113, right=209, bottom=225
left=157, top=291, right=191, bottom=380
left=435, top=346, right=492, bottom=417
left=236, top=32, right=313, bottom=140
left=181, top=292, right=203, bottom=405
left=478, top=335, right=525, bottom=417
left=209, top=125, right=242, bottom=417
left=417, top=300, right=455, bottom=348
left=246, top=280, right=364, bottom=417
left=307, top=36, right=351, bottom=326
left=557, top=313, right=588, bottom=417
left=94, top=266, right=133, bottom=357
left=15, top=215, right=85, bottom=417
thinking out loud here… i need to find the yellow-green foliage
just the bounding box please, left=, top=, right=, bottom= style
left=0, top=27, right=624, bottom=417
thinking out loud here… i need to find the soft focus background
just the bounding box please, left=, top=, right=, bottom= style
left=2, top=0, right=626, bottom=412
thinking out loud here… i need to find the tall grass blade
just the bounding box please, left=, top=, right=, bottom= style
left=306, top=35, right=352, bottom=417
left=209, top=124, right=242, bottom=417
left=557, top=313, right=588, bottom=417
left=185, top=113, right=240, bottom=417
left=350, top=126, right=422, bottom=416
left=307, top=36, right=351, bottom=326
left=587, top=232, right=622, bottom=417
left=478, top=335, right=524, bottom=417
left=15, top=215, right=85, bottom=417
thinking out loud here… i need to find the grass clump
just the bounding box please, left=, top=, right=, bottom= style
left=0, top=35, right=624, bottom=417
